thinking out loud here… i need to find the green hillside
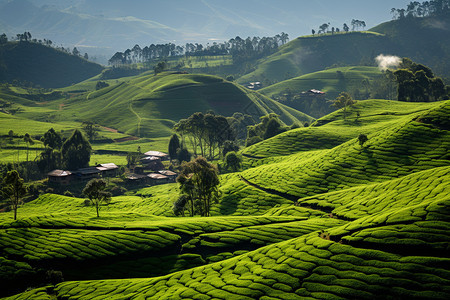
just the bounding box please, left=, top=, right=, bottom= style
left=237, top=31, right=389, bottom=85
left=2, top=99, right=449, bottom=299
left=238, top=15, right=450, bottom=86
left=51, top=72, right=313, bottom=138
left=259, top=66, right=382, bottom=100
left=370, top=14, right=450, bottom=77
left=0, top=42, right=104, bottom=88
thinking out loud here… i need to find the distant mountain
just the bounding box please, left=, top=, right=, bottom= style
left=0, top=41, right=103, bottom=88
left=0, top=0, right=181, bottom=59
left=0, top=0, right=411, bottom=58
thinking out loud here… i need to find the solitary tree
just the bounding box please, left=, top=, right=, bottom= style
left=82, top=179, right=111, bottom=217
left=82, top=121, right=98, bottom=141
left=168, top=134, right=181, bottom=162
left=358, top=134, right=368, bottom=147
left=176, top=157, right=220, bottom=217
left=330, top=92, right=355, bottom=120
left=23, top=133, right=34, bottom=162
left=126, top=151, right=140, bottom=172
left=1, top=170, right=27, bottom=220
left=225, top=151, right=242, bottom=172
left=42, top=128, right=62, bottom=149
left=154, top=61, right=167, bottom=74
left=343, top=23, right=349, bottom=32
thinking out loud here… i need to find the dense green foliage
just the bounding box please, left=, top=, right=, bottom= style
left=61, top=129, right=92, bottom=170
left=1, top=13, right=450, bottom=298
left=394, top=58, right=449, bottom=102
left=177, top=157, right=221, bottom=217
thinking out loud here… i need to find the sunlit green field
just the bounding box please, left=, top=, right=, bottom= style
left=1, top=99, right=449, bottom=299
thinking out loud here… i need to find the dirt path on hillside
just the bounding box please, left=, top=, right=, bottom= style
left=101, top=126, right=118, bottom=133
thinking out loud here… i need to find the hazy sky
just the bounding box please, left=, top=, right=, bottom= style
left=0, top=0, right=415, bottom=55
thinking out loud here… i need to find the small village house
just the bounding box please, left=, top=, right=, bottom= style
left=147, top=173, right=169, bottom=185
left=47, top=170, right=73, bottom=185
left=158, top=170, right=177, bottom=183
left=143, top=151, right=169, bottom=161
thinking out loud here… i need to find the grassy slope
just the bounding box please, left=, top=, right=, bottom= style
left=0, top=42, right=103, bottom=88
left=52, top=72, right=313, bottom=138
left=241, top=100, right=449, bottom=199
left=0, top=72, right=312, bottom=165
left=2, top=99, right=449, bottom=299
left=238, top=31, right=389, bottom=85
left=259, top=66, right=382, bottom=100
left=238, top=15, right=450, bottom=86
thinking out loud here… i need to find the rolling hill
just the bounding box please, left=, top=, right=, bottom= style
left=1, top=98, right=449, bottom=299
left=238, top=14, right=450, bottom=86
left=50, top=72, right=313, bottom=138
left=259, top=66, right=382, bottom=100
left=237, top=31, right=390, bottom=85
left=0, top=41, right=103, bottom=88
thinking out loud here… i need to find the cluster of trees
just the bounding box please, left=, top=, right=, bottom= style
left=37, top=128, right=92, bottom=173
left=0, top=32, right=89, bottom=60
left=108, top=33, right=289, bottom=66
left=312, top=19, right=366, bottom=36
left=391, top=0, right=450, bottom=19
left=246, top=114, right=291, bottom=147
left=394, top=58, right=449, bottom=102
left=173, top=112, right=235, bottom=161
left=173, top=157, right=220, bottom=217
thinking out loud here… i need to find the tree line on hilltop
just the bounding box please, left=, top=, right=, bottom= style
left=108, top=33, right=289, bottom=66
left=311, top=19, right=366, bottom=36
left=0, top=31, right=89, bottom=60
left=391, top=0, right=450, bottom=19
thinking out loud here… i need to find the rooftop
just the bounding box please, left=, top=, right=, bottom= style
left=158, top=170, right=177, bottom=176
left=148, top=173, right=169, bottom=180
left=143, top=151, right=169, bottom=158
left=48, top=169, right=72, bottom=177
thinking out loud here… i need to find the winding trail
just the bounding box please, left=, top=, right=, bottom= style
left=128, top=100, right=142, bottom=137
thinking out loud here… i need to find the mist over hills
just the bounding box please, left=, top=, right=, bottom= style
left=0, top=0, right=412, bottom=58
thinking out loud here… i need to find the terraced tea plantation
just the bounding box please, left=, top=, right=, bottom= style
left=1, top=99, right=450, bottom=299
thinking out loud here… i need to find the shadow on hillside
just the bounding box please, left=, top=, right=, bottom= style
left=219, top=194, right=239, bottom=215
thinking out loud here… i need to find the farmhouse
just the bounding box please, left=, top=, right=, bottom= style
left=47, top=170, right=73, bottom=185
left=246, top=82, right=262, bottom=90
left=73, top=167, right=102, bottom=180
left=301, top=89, right=326, bottom=98
left=140, top=155, right=164, bottom=170
left=143, top=151, right=169, bottom=161
left=96, top=163, right=119, bottom=177
left=126, top=173, right=148, bottom=184
left=158, top=170, right=177, bottom=182
left=148, top=173, right=169, bottom=185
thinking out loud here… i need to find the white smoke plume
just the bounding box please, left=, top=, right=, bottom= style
left=375, top=54, right=402, bottom=71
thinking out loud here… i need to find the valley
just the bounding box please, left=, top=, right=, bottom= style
left=0, top=2, right=450, bottom=299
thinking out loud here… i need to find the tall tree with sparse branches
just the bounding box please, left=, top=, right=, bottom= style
left=1, top=170, right=27, bottom=220
left=83, top=179, right=111, bottom=218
